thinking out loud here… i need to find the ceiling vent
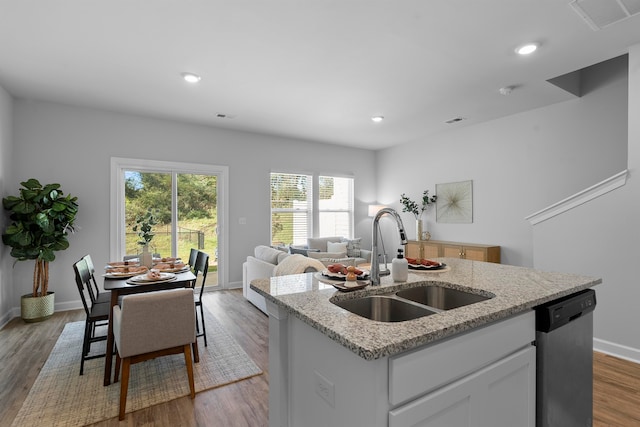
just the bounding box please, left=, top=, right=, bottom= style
left=570, top=0, right=640, bottom=30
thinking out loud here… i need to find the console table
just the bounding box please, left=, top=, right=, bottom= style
left=405, top=240, right=500, bottom=263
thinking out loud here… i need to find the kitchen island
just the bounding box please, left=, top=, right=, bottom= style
left=251, top=258, right=601, bottom=427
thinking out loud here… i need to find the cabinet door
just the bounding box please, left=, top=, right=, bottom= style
left=405, top=241, right=440, bottom=259
left=441, top=244, right=463, bottom=259
left=463, top=246, right=487, bottom=262
left=389, top=346, right=535, bottom=427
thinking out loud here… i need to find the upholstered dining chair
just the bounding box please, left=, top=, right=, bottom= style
left=193, top=251, right=210, bottom=347
left=113, top=289, right=197, bottom=420
left=73, top=258, right=110, bottom=375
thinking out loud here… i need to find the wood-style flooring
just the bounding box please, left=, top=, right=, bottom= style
left=0, top=289, right=268, bottom=427
left=1, top=289, right=639, bottom=426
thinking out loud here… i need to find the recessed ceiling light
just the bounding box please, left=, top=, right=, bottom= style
left=181, top=72, right=201, bottom=83
left=515, top=43, right=538, bottom=55
left=371, top=116, right=384, bottom=122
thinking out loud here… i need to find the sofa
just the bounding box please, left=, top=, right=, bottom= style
left=243, top=245, right=326, bottom=314
left=243, top=238, right=371, bottom=314
left=290, top=236, right=372, bottom=266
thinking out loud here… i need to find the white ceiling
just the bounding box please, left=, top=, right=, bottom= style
left=1, top=0, right=639, bottom=150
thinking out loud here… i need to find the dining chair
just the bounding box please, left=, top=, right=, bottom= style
left=193, top=250, right=210, bottom=347
left=113, top=289, right=196, bottom=420
left=81, top=254, right=111, bottom=305
left=73, top=258, right=110, bottom=375
left=188, top=248, right=199, bottom=270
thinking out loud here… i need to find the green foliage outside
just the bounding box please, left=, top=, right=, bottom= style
left=125, top=172, right=218, bottom=271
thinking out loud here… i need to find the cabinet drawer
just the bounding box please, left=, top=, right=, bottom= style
left=388, top=311, right=535, bottom=406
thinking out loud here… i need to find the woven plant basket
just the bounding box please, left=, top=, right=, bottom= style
left=21, top=292, right=55, bottom=323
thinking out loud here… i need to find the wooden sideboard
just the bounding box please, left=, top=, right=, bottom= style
left=405, top=240, right=501, bottom=263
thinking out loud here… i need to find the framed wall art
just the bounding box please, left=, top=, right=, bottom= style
left=436, top=180, right=473, bottom=223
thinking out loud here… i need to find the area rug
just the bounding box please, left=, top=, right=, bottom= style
left=11, top=308, right=263, bottom=427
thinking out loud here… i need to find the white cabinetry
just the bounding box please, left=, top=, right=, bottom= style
left=267, top=298, right=536, bottom=427
left=389, top=346, right=536, bottom=427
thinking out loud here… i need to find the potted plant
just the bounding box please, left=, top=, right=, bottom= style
left=132, top=208, right=158, bottom=268
left=400, top=190, right=437, bottom=240
left=2, top=178, right=78, bottom=322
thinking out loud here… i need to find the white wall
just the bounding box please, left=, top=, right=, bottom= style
left=6, top=100, right=376, bottom=315
left=534, top=45, right=640, bottom=361
left=0, top=85, right=13, bottom=326
left=375, top=55, right=628, bottom=267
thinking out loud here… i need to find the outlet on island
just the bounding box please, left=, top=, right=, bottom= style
left=314, top=370, right=335, bottom=408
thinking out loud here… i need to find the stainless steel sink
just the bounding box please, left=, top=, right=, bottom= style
left=395, top=285, right=490, bottom=310
left=333, top=295, right=437, bottom=322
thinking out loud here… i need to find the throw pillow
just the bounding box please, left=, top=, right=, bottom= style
left=327, top=241, right=348, bottom=253
left=289, top=246, right=309, bottom=256
left=341, top=237, right=362, bottom=258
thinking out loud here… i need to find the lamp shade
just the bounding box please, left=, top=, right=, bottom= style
left=368, top=204, right=387, bottom=217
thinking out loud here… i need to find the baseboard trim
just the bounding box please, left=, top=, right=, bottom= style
left=594, top=337, right=640, bottom=364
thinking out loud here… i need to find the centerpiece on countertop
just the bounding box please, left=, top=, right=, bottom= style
left=132, top=208, right=158, bottom=269
left=400, top=190, right=437, bottom=242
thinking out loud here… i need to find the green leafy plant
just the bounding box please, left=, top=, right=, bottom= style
left=2, top=179, right=79, bottom=297
left=400, top=190, right=437, bottom=219
left=133, top=208, right=158, bottom=246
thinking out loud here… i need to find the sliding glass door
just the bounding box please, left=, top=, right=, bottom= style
left=112, top=158, right=227, bottom=288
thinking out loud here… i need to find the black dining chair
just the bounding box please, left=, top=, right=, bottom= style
left=188, top=248, right=199, bottom=271
left=81, top=254, right=111, bottom=305
left=73, top=258, right=110, bottom=375
left=193, top=251, right=210, bottom=347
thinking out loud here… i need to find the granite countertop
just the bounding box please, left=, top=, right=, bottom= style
left=250, top=258, right=601, bottom=360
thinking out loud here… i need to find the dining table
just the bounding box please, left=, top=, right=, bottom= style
left=102, top=269, right=198, bottom=386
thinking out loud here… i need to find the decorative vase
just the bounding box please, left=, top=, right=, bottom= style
left=140, top=244, right=153, bottom=268
left=21, top=292, right=55, bottom=323
left=416, top=219, right=423, bottom=241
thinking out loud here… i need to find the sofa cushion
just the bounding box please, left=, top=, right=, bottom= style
left=341, top=237, right=362, bottom=258
left=254, top=245, right=286, bottom=265
left=307, top=251, right=347, bottom=260
left=327, top=241, right=348, bottom=254
left=277, top=251, right=290, bottom=264
left=307, top=236, right=342, bottom=252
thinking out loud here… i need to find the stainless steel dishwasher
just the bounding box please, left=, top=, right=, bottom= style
left=535, top=288, right=597, bottom=427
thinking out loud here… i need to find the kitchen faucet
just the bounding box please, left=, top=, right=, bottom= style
left=370, top=207, right=408, bottom=285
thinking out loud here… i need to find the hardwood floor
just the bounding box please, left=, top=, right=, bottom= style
left=0, top=289, right=269, bottom=427
left=1, top=289, right=639, bottom=426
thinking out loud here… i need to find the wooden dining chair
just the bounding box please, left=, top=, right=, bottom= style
left=73, top=258, right=110, bottom=375
left=81, top=254, right=111, bottom=305
left=193, top=251, right=210, bottom=347
left=113, top=289, right=197, bottom=420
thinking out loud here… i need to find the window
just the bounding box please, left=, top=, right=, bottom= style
left=270, top=173, right=312, bottom=246
left=111, top=158, right=228, bottom=288
left=318, top=175, right=353, bottom=237
left=270, top=172, right=353, bottom=245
